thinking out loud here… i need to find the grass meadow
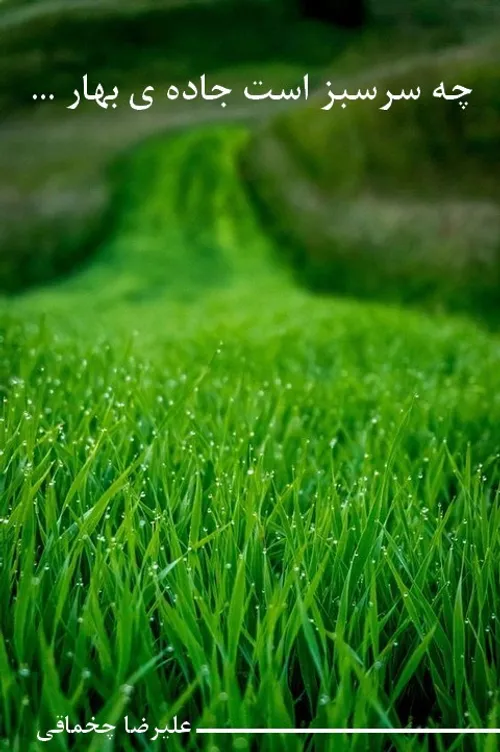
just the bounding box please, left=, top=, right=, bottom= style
left=1, top=124, right=500, bottom=750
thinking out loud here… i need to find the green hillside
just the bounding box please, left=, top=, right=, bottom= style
left=1, top=3, right=500, bottom=750
left=241, top=39, right=500, bottom=319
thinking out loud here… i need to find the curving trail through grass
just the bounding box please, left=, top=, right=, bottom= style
left=1, top=121, right=500, bottom=751
left=4, top=127, right=285, bottom=330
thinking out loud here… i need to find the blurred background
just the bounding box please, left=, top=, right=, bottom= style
left=0, top=0, right=499, bottom=322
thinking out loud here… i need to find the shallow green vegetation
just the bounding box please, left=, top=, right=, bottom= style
left=1, top=125, right=500, bottom=751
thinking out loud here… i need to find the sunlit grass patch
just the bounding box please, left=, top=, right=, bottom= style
left=1, top=292, right=500, bottom=749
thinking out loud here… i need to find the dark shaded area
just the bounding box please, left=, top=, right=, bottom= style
left=240, top=150, right=500, bottom=329
left=299, top=0, right=367, bottom=29
left=395, top=669, right=438, bottom=731
left=0, top=189, right=111, bottom=294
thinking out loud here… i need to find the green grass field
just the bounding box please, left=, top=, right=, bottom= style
left=1, top=123, right=500, bottom=751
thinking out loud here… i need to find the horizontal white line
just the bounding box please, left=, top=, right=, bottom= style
left=196, top=729, right=500, bottom=735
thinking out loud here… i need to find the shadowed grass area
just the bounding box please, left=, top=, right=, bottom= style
left=240, top=40, right=500, bottom=322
